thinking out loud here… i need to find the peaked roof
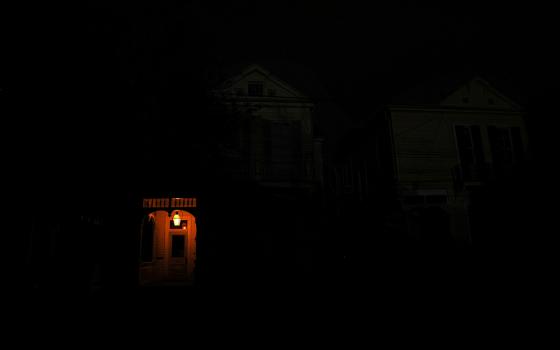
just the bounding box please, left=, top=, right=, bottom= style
left=205, top=60, right=330, bottom=100
left=390, top=71, right=524, bottom=110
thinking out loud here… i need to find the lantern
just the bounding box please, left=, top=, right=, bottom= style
left=172, top=211, right=181, bottom=227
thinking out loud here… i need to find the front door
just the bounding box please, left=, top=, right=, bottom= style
left=168, top=233, right=188, bottom=280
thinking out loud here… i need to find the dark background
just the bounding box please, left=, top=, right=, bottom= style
left=7, top=1, right=555, bottom=325
left=13, top=0, right=547, bottom=187
left=12, top=1, right=544, bottom=137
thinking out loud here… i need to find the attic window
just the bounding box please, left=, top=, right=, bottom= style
left=268, top=88, right=276, bottom=97
left=248, top=82, right=264, bottom=96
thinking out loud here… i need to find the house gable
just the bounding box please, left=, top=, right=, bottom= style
left=440, top=77, right=521, bottom=111
left=222, top=64, right=308, bottom=99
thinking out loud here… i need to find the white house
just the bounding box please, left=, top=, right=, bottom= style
left=385, top=75, right=528, bottom=244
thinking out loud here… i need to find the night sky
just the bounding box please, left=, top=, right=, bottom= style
left=13, top=0, right=546, bottom=198
left=16, top=1, right=539, bottom=109
left=22, top=1, right=529, bottom=91
left=80, top=1, right=535, bottom=83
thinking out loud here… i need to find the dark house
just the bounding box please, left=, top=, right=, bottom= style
left=132, top=62, right=331, bottom=287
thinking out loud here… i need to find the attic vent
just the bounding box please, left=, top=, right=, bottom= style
left=268, top=88, right=276, bottom=97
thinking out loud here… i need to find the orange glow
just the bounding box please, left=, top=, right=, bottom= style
left=139, top=209, right=197, bottom=286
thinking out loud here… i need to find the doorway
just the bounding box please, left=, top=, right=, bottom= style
left=168, top=233, right=188, bottom=280
left=139, top=209, right=197, bottom=285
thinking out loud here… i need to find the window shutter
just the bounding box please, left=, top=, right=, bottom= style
left=510, top=127, right=524, bottom=163
left=455, top=125, right=474, bottom=165
left=470, top=125, right=484, bottom=164
left=487, top=126, right=500, bottom=164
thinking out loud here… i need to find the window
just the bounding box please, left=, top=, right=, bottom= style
left=455, top=125, right=486, bottom=181
left=248, top=82, right=264, bottom=96
left=264, top=120, right=302, bottom=180
left=510, top=127, right=524, bottom=163
left=341, top=164, right=353, bottom=193
left=455, top=125, right=484, bottom=166
left=488, top=126, right=523, bottom=164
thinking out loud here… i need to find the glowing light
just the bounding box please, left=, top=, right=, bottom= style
left=173, top=212, right=181, bottom=227
left=181, top=222, right=187, bottom=230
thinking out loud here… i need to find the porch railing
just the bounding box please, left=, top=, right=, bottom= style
left=143, top=198, right=197, bottom=209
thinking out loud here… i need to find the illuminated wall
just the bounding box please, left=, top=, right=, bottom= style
left=139, top=209, right=197, bottom=285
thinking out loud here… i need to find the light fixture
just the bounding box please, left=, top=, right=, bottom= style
left=181, top=221, right=187, bottom=230
left=173, top=211, right=181, bottom=227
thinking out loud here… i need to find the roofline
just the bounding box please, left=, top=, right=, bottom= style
left=217, top=95, right=313, bottom=104
left=386, top=104, right=524, bottom=114
left=390, top=74, right=523, bottom=111
left=471, top=76, right=522, bottom=110
left=223, top=63, right=310, bottom=99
